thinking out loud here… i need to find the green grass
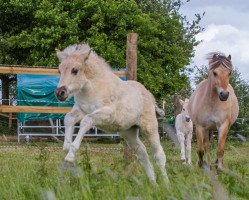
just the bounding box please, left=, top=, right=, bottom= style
left=0, top=139, right=248, bottom=200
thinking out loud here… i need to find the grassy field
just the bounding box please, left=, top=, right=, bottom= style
left=0, top=138, right=248, bottom=200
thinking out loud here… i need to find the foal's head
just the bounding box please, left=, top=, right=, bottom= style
left=207, top=52, right=232, bottom=101
left=55, top=44, right=92, bottom=101
left=179, top=99, right=191, bottom=122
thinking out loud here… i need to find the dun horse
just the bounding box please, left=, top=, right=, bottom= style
left=188, top=52, right=239, bottom=170
left=55, top=44, right=169, bottom=184
left=175, top=99, right=193, bottom=164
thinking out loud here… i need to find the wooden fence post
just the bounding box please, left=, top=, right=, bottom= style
left=124, top=33, right=138, bottom=168
left=126, top=33, right=138, bottom=81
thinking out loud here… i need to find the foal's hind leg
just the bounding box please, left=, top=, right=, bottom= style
left=120, top=127, right=156, bottom=183
left=177, top=131, right=186, bottom=163
left=140, top=119, right=169, bottom=184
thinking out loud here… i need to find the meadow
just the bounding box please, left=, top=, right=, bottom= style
left=0, top=139, right=248, bottom=200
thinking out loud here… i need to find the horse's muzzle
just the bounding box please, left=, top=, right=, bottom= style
left=186, top=117, right=191, bottom=122
left=55, top=86, right=68, bottom=101
left=219, top=91, right=229, bottom=101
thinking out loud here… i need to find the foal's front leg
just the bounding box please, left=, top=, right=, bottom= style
left=65, top=107, right=113, bottom=163
left=177, top=132, right=186, bottom=163
left=63, top=106, right=85, bottom=152
left=186, top=132, right=193, bottom=164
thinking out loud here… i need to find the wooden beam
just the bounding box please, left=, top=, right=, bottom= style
left=0, top=66, right=58, bottom=75
left=0, top=66, right=126, bottom=77
left=0, top=105, right=72, bottom=114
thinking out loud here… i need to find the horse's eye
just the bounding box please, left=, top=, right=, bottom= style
left=71, top=68, right=78, bottom=75
left=229, top=71, right=232, bottom=76
left=183, top=108, right=185, bottom=111
left=58, top=70, right=61, bottom=74
left=213, top=71, right=217, bottom=77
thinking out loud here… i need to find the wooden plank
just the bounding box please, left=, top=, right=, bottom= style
left=0, top=66, right=126, bottom=77
left=0, top=105, right=72, bottom=114
left=0, top=66, right=58, bottom=75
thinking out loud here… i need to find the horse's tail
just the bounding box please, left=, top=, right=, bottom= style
left=148, top=91, right=165, bottom=117
left=155, top=105, right=165, bottom=117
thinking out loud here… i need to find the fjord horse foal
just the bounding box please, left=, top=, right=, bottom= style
left=188, top=52, right=239, bottom=170
left=175, top=99, right=193, bottom=164
left=55, top=44, right=169, bottom=184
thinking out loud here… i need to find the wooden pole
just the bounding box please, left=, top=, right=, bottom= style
left=126, top=33, right=138, bottom=81
left=124, top=33, right=138, bottom=168
left=1, top=75, right=10, bottom=105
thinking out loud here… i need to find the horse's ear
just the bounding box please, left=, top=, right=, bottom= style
left=227, top=54, right=231, bottom=61
left=84, top=49, right=92, bottom=62
left=78, top=49, right=92, bottom=63
left=56, top=49, right=67, bottom=62
left=213, top=53, right=219, bottom=60
left=179, top=99, right=184, bottom=106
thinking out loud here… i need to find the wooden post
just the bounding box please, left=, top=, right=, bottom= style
left=0, top=75, right=10, bottom=105
left=126, top=33, right=138, bottom=81
left=124, top=33, right=138, bottom=167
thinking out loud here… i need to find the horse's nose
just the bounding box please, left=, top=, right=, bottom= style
left=186, top=116, right=191, bottom=122
left=219, top=91, right=229, bottom=101
left=55, top=86, right=68, bottom=101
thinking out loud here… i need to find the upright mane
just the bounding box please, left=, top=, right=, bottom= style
left=58, top=43, right=112, bottom=72
left=62, top=43, right=91, bottom=56
left=206, top=52, right=232, bottom=71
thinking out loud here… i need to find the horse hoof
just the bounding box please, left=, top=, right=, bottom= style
left=198, top=160, right=203, bottom=168
left=62, top=161, right=80, bottom=177
left=151, top=180, right=159, bottom=188
left=216, top=167, right=223, bottom=174
left=202, top=162, right=211, bottom=171
left=65, top=153, right=76, bottom=163
left=181, top=159, right=186, bottom=164
left=163, top=175, right=170, bottom=187
left=63, top=160, right=75, bottom=168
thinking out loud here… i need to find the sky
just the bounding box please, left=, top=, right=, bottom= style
left=180, top=0, right=249, bottom=83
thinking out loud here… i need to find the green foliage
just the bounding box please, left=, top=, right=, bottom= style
left=0, top=0, right=202, bottom=98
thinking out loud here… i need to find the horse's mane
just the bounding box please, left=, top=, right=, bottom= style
left=62, top=43, right=91, bottom=56
left=61, top=43, right=112, bottom=72
left=206, top=52, right=232, bottom=71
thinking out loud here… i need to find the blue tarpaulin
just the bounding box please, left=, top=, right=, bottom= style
left=17, top=74, right=73, bottom=122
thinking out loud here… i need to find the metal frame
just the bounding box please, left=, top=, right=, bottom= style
left=17, top=119, right=119, bottom=142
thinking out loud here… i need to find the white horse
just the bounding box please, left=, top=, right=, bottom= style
left=175, top=99, right=193, bottom=164
left=55, top=44, right=169, bottom=184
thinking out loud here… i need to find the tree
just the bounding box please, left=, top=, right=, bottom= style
left=0, top=0, right=202, bottom=99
